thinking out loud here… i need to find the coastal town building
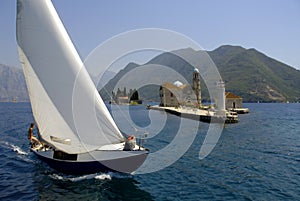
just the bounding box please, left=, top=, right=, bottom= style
left=215, top=80, right=226, bottom=116
left=111, top=88, right=142, bottom=105
left=159, top=68, right=244, bottom=113
left=192, top=68, right=201, bottom=107
left=117, top=96, right=129, bottom=104
left=153, top=68, right=240, bottom=123
left=225, top=92, right=243, bottom=109
left=159, top=68, right=201, bottom=108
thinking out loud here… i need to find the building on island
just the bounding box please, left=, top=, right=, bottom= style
left=159, top=68, right=246, bottom=114
left=192, top=68, right=201, bottom=107
left=225, top=92, right=249, bottom=113
left=159, top=68, right=201, bottom=108
left=111, top=88, right=142, bottom=105
left=153, top=68, right=241, bottom=123
left=117, top=96, right=129, bottom=104
left=215, top=80, right=226, bottom=116
left=225, top=92, right=242, bottom=109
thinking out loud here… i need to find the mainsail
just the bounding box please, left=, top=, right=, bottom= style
left=16, top=0, right=124, bottom=154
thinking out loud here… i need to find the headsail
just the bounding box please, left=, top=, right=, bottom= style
left=16, top=0, right=124, bottom=154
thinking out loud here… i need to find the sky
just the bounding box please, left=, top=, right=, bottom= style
left=1, top=0, right=300, bottom=71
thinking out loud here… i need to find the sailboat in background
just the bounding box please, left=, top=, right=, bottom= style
left=16, top=0, right=148, bottom=175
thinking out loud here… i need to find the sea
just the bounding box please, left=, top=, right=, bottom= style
left=0, top=102, right=299, bottom=201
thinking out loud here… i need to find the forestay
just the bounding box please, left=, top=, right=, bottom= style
left=16, top=0, right=124, bottom=154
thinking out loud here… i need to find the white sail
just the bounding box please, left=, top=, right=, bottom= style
left=16, top=0, right=124, bottom=154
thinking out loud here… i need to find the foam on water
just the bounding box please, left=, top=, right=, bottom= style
left=11, top=144, right=28, bottom=155
left=94, top=173, right=112, bottom=181
left=50, top=172, right=113, bottom=182
left=49, top=171, right=132, bottom=182
left=0, top=141, right=28, bottom=155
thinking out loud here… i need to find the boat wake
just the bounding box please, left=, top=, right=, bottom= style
left=11, top=144, right=28, bottom=155
left=49, top=172, right=132, bottom=182
left=0, top=141, right=34, bottom=164
left=0, top=141, right=28, bottom=155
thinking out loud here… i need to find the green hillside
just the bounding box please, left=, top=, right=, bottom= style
left=209, top=45, right=300, bottom=102
left=100, top=45, right=300, bottom=103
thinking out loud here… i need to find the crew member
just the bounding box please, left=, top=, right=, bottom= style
left=28, top=123, right=40, bottom=147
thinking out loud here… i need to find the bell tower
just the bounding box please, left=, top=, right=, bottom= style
left=192, top=68, right=201, bottom=108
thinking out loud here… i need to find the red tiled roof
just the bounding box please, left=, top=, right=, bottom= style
left=162, top=82, right=188, bottom=90
left=225, top=92, right=242, bottom=99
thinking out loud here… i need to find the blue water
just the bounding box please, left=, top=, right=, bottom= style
left=0, top=102, right=299, bottom=200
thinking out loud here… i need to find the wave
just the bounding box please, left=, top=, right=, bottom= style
left=11, top=144, right=28, bottom=155
left=50, top=172, right=111, bottom=181
left=49, top=172, right=132, bottom=182
left=94, top=173, right=112, bottom=181
left=0, top=141, right=28, bottom=155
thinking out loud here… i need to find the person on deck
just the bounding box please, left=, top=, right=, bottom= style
left=28, top=123, right=40, bottom=147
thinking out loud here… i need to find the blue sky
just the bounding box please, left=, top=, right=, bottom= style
left=1, top=0, right=300, bottom=70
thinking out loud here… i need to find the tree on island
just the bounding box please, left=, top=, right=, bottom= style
left=130, top=89, right=139, bottom=101
left=123, top=87, right=127, bottom=97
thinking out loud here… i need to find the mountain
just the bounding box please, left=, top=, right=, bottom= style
left=89, top=70, right=117, bottom=89
left=100, top=45, right=300, bottom=102
left=0, top=64, right=29, bottom=102
left=2, top=45, right=299, bottom=103
left=209, top=45, right=300, bottom=102
left=97, top=70, right=117, bottom=89
left=99, top=51, right=197, bottom=102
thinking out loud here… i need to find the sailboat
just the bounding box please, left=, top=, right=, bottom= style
left=16, top=0, right=148, bottom=175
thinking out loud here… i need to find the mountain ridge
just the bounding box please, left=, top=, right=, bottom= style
left=0, top=64, right=29, bottom=102
left=208, top=45, right=300, bottom=102
left=1, top=45, right=299, bottom=103
left=100, top=45, right=300, bottom=102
